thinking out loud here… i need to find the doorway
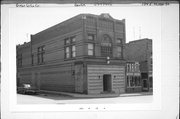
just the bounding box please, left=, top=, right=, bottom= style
left=103, top=74, right=112, bottom=92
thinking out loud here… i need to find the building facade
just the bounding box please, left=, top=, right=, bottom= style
left=124, top=39, right=153, bottom=92
left=17, top=13, right=126, bottom=95
left=125, top=61, right=141, bottom=93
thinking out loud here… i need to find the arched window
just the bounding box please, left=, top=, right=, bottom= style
left=101, top=34, right=112, bottom=57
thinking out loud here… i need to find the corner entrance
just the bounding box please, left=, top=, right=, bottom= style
left=103, top=74, right=112, bottom=92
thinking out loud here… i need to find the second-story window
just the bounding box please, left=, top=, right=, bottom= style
left=72, top=45, right=76, bottom=57
left=65, top=38, right=70, bottom=45
left=88, top=43, right=94, bottom=56
left=31, top=54, right=34, bottom=66
left=101, top=34, right=112, bottom=57
left=117, top=47, right=122, bottom=58
left=71, top=36, right=76, bottom=43
left=64, top=36, right=76, bottom=59
left=117, top=38, right=122, bottom=44
left=88, top=34, right=95, bottom=41
left=37, top=46, right=45, bottom=64
left=65, top=47, right=70, bottom=59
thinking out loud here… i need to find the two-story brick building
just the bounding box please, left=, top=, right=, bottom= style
left=17, top=13, right=126, bottom=95
left=124, top=38, right=153, bottom=92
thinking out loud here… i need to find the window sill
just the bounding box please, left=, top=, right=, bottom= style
left=64, top=57, right=76, bottom=61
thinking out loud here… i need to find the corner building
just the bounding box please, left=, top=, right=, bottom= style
left=17, top=13, right=126, bottom=95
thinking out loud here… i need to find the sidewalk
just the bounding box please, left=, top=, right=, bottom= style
left=120, top=92, right=153, bottom=97
left=40, top=90, right=153, bottom=98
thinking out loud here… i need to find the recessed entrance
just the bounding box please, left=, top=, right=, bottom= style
left=103, top=74, right=112, bottom=92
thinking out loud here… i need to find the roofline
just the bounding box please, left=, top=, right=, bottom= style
left=127, top=38, right=152, bottom=44
left=32, top=13, right=125, bottom=37
left=16, top=41, right=31, bottom=49
left=32, top=14, right=83, bottom=37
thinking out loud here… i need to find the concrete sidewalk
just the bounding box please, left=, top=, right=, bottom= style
left=120, top=92, right=153, bottom=97
left=40, top=90, right=153, bottom=98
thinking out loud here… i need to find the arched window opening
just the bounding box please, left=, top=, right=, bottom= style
left=101, top=34, right=112, bottom=57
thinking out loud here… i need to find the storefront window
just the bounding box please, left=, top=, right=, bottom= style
left=127, top=75, right=141, bottom=87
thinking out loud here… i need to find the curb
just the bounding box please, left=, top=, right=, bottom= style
left=40, top=90, right=152, bottom=98
left=120, top=93, right=153, bottom=97
left=39, top=90, right=73, bottom=97
left=40, top=90, right=120, bottom=98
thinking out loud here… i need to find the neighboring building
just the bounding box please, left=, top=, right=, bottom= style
left=16, top=42, right=31, bottom=86
left=124, top=38, right=152, bottom=92
left=17, top=13, right=126, bottom=95
left=125, top=61, right=141, bottom=93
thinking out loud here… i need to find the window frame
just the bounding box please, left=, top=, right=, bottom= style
left=87, top=34, right=95, bottom=41
left=64, top=36, right=77, bottom=59
left=71, top=36, right=76, bottom=43
left=71, top=45, right=76, bottom=58
left=88, top=43, right=94, bottom=56
left=65, top=38, right=70, bottom=45
left=65, top=46, right=70, bottom=59
left=37, top=46, right=45, bottom=64
left=117, top=38, right=123, bottom=44
left=101, top=34, right=112, bottom=57
left=117, top=46, right=122, bottom=58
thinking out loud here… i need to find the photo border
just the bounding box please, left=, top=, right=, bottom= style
left=1, top=3, right=178, bottom=118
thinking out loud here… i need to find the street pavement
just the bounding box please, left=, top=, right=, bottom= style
left=17, top=93, right=153, bottom=104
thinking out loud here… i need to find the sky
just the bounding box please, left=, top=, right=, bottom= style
left=9, top=5, right=161, bottom=45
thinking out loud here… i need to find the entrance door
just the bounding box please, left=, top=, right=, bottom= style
left=142, top=79, right=148, bottom=91
left=103, top=74, right=112, bottom=92
left=141, top=73, right=148, bottom=91
left=75, top=64, right=84, bottom=93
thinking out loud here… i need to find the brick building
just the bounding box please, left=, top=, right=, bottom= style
left=124, top=38, right=153, bottom=92
left=125, top=61, right=141, bottom=93
left=17, top=13, right=126, bottom=95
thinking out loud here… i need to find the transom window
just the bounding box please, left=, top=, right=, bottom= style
left=126, top=63, right=140, bottom=72
left=101, top=34, right=112, bottom=57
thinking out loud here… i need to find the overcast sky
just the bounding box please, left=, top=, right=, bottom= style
left=9, top=5, right=161, bottom=45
